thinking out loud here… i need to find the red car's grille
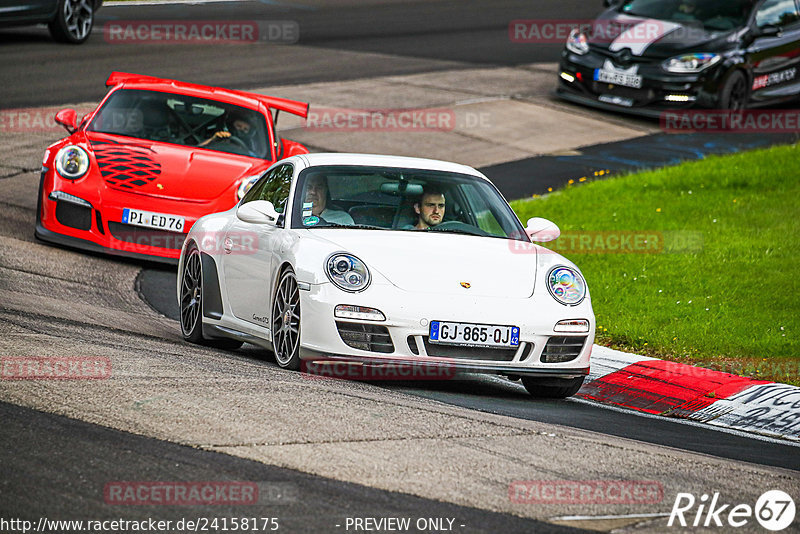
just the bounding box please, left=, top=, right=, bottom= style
left=92, top=141, right=162, bottom=189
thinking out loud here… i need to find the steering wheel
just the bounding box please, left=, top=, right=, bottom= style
left=221, top=135, right=250, bottom=151
left=429, top=220, right=487, bottom=236
left=431, top=221, right=466, bottom=230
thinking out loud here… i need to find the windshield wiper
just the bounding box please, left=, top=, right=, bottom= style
left=429, top=227, right=487, bottom=237
left=318, top=223, right=386, bottom=230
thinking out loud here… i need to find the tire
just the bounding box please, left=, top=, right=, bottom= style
left=718, top=70, right=748, bottom=112
left=179, top=244, right=243, bottom=350
left=48, top=0, right=95, bottom=44
left=521, top=376, right=585, bottom=399
left=271, top=268, right=301, bottom=370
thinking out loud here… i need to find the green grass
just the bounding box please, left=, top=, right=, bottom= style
left=511, top=143, right=800, bottom=385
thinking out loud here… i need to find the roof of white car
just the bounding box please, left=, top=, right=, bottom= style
left=295, top=153, right=486, bottom=179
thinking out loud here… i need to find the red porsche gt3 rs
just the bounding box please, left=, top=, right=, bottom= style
left=35, top=72, right=310, bottom=264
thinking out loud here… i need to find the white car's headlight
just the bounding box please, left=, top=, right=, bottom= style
left=547, top=266, right=586, bottom=306
left=662, top=53, right=720, bottom=73
left=566, top=29, right=589, bottom=55
left=326, top=253, right=370, bottom=292
left=55, top=145, right=90, bottom=179
left=236, top=174, right=262, bottom=200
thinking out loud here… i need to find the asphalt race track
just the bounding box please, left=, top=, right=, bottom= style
left=1, top=1, right=799, bottom=533
left=0, top=401, right=583, bottom=533
left=2, top=0, right=571, bottom=108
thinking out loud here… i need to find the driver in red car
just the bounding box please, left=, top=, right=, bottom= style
left=199, top=111, right=258, bottom=154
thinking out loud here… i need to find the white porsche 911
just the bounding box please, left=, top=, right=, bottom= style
left=177, top=153, right=594, bottom=398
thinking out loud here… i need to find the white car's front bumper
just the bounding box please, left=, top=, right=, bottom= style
left=297, top=281, right=593, bottom=378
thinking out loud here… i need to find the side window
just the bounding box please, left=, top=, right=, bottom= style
left=240, top=164, right=293, bottom=213
left=242, top=164, right=294, bottom=213
left=262, top=164, right=293, bottom=213
left=240, top=170, right=273, bottom=206
left=755, top=0, right=800, bottom=26
left=460, top=183, right=504, bottom=236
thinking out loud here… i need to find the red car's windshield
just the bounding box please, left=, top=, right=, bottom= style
left=87, top=88, right=271, bottom=159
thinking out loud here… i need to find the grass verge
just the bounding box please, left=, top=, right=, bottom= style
left=511, top=142, right=799, bottom=386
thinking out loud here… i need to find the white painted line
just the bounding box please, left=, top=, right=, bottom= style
left=569, top=396, right=800, bottom=448
left=453, top=96, right=509, bottom=106
left=551, top=512, right=670, bottom=521
left=486, top=373, right=800, bottom=446
left=105, top=0, right=252, bottom=6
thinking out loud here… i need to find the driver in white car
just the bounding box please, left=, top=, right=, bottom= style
left=412, top=188, right=446, bottom=229
left=304, top=174, right=354, bottom=225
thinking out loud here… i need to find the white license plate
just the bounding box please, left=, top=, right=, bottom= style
left=122, top=208, right=185, bottom=232
left=429, top=321, right=520, bottom=348
left=594, top=69, right=642, bottom=89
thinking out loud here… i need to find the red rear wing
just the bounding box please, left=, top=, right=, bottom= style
left=105, top=72, right=309, bottom=118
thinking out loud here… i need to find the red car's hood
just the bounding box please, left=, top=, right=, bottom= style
left=87, top=133, right=268, bottom=202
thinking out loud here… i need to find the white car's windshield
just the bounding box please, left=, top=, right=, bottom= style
left=290, top=165, right=527, bottom=241
left=87, top=89, right=271, bottom=159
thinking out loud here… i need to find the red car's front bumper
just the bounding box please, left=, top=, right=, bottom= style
left=35, top=167, right=232, bottom=265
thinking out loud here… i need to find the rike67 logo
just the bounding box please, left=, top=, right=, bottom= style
left=669, top=490, right=795, bottom=531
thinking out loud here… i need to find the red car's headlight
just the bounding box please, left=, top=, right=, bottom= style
left=55, top=145, right=90, bottom=180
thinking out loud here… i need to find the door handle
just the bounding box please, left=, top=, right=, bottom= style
left=223, top=237, right=233, bottom=254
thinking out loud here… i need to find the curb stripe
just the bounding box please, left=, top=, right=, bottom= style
left=578, top=359, right=767, bottom=415
left=581, top=345, right=798, bottom=441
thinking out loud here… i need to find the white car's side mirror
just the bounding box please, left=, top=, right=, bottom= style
left=237, top=200, right=279, bottom=225
left=525, top=217, right=560, bottom=242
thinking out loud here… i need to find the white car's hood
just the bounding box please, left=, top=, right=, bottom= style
left=312, top=229, right=537, bottom=298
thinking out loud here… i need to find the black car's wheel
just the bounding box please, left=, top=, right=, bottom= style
left=180, top=244, right=243, bottom=349
left=49, top=0, right=95, bottom=43
left=521, top=376, right=585, bottom=399
left=719, top=70, right=748, bottom=111
left=271, top=268, right=301, bottom=370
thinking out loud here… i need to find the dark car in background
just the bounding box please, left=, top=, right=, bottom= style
left=557, top=0, right=800, bottom=116
left=0, top=0, right=102, bottom=43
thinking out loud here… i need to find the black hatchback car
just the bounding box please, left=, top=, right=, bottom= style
left=557, top=0, right=800, bottom=116
left=0, top=0, right=102, bottom=43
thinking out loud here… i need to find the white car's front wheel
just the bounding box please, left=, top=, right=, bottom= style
left=271, top=268, right=301, bottom=370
